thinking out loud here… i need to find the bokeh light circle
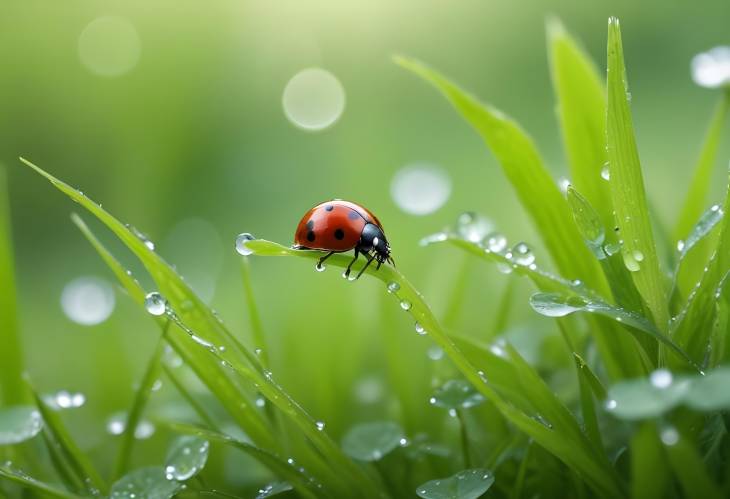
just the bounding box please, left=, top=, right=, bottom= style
left=390, top=163, right=452, bottom=215
left=78, top=16, right=141, bottom=77
left=61, top=276, right=115, bottom=326
left=282, top=68, right=346, bottom=131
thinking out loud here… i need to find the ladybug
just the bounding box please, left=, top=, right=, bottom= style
left=293, top=200, right=394, bottom=279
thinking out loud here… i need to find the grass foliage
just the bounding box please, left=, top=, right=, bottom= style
left=1, top=16, right=729, bottom=499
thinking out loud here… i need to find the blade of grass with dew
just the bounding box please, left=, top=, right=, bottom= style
left=606, top=18, right=669, bottom=329
left=663, top=428, right=723, bottom=499
left=240, top=258, right=268, bottom=367
left=72, top=215, right=361, bottom=497
left=425, top=232, right=648, bottom=378
left=630, top=422, right=669, bottom=499
left=395, top=56, right=608, bottom=296
left=71, top=213, right=276, bottom=450
left=548, top=18, right=614, bottom=234
left=674, top=89, right=730, bottom=243
left=28, top=382, right=106, bottom=495
left=573, top=353, right=605, bottom=454
left=671, top=170, right=730, bottom=365
left=0, top=168, right=23, bottom=405
left=25, top=164, right=383, bottom=499
left=113, top=322, right=169, bottom=479
left=244, top=239, right=624, bottom=497
left=0, top=465, right=84, bottom=499
left=167, top=423, right=321, bottom=499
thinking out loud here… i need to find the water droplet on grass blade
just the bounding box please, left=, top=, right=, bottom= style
left=622, top=250, right=641, bottom=272
left=601, top=164, right=610, bottom=180
left=235, top=233, right=256, bottom=256
left=660, top=426, right=680, bottom=446
left=315, top=421, right=325, bottom=431
left=256, top=482, right=294, bottom=499
left=511, top=242, right=535, bottom=266
left=414, top=322, right=426, bottom=335
left=456, top=212, right=494, bottom=243
left=485, top=233, right=507, bottom=253
left=165, top=435, right=209, bottom=481
left=427, top=346, right=444, bottom=360
left=650, top=369, right=673, bottom=389
left=387, top=282, right=400, bottom=293
left=400, top=300, right=412, bottom=311
left=144, top=292, right=167, bottom=316
left=419, top=232, right=448, bottom=246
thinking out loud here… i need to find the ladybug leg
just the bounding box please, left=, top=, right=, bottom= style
left=317, top=251, right=335, bottom=269
left=355, top=254, right=376, bottom=279
left=344, top=248, right=360, bottom=278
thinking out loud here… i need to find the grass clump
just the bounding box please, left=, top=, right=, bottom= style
left=1, top=16, right=729, bottom=499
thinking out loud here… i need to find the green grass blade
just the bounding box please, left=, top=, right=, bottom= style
left=671, top=169, right=730, bottom=365
left=548, top=18, right=614, bottom=234
left=0, top=465, right=84, bottom=499
left=28, top=383, right=106, bottom=495
left=630, top=422, right=669, bottom=499
left=113, top=323, right=169, bottom=479
left=673, top=89, right=730, bottom=243
left=395, top=56, right=608, bottom=295
left=168, top=423, right=321, bottom=499
left=26, top=162, right=382, bottom=498
left=663, top=427, right=723, bottom=499
left=0, top=168, right=24, bottom=405
left=162, top=364, right=218, bottom=429
left=573, top=354, right=605, bottom=454
left=240, top=258, right=269, bottom=368
left=606, top=18, right=669, bottom=329
left=245, top=239, right=624, bottom=498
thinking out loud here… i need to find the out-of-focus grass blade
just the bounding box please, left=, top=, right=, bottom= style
left=113, top=325, right=168, bottom=479
left=245, top=239, right=624, bottom=498
left=573, top=354, right=605, bottom=453
left=663, top=427, right=723, bottom=499
left=395, top=56, right=608, bottom=295
left=26, top=162, right=382, bottom=499
left=630, top=422, right=668, bottom=499
left=671, top=170, right=730, bottom=366
left=606, top=18, right=669, bottom=329
left=240, top=258, right=268, bottom=368
left=0, top=465, right=84, bottom=499
left=674, top=90, right=730, bottom=243
left=28, top=383, right=106, bottom=495
left=168, top=423, right=321, bottom=499
left=548, top=19, right=614, bottom=233
left=0, top=168, right=24, bottom=405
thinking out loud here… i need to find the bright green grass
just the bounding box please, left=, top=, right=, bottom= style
left=1, top=17, right=730, bottom=499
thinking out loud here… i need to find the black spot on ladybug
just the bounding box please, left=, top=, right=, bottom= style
left=334, top=229, right=345, bottom=240
left=325, top=205, right=334, bottom=212
left=307, top=230, right=316, bottom=242
left=347, top=210, right=360, bottom=220
left=306, top=220, right=314, bottom=230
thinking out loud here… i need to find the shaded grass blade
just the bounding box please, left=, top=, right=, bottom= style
left=548, top=18, right=614, bottom=234
left=240, top=258, right=269, bottom=368
left=0, top=168, right=24, bottom=405
left=630, top=422, right=669, bottom=499
left=25, top=162, right=383, bottom=499
left=245, top=239, right=625, bottom=498
left=606, top=18, right=669, bottom=328
left=0, top=465, right=84, bottom=499
left=395, top=56, right=608, bottom=295
left=28, top=382, right=106, bottom=495
left=673, top=89, right=730, bottom=243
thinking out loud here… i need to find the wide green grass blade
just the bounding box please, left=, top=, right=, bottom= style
left=548, top=18, right=614, bottom=234
left=0, top=465, right=84, bottom=499
left=245, top=239, right=624, bottom=498
left=671, top=169, right=730, bottom=366
left=25, top=161, right=382, bottom=499
left=606, top=18, right=669, bottom=329
left=395, top=56, right=608, bottom=295
left=0, top=168, right=24, bottom=405
left=630, top=422, right=668, bottom=499
left=28, top=383, right=106, bottom=495
left=673, top=89, right=730, bottom=243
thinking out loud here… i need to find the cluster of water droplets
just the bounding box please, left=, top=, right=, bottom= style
left=45, top=390, right=86, bottom=410
left=106, top=413, right=155, bottom=440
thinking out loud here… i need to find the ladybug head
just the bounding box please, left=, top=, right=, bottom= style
left=359, top=223, right=392, bottom=266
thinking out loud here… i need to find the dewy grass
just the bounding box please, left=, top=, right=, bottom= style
left=2, top=15, right=730, bottom=499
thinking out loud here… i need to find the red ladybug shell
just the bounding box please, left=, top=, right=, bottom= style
left=294, top=200, right=383, bottom=252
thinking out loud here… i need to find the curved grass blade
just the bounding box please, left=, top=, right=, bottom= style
left=606, top=18, right=669, bottom=329
left=245, top=239, right=625, bottom=498
left=529, top=292, right=697, bottom=370
left=28, top=382, right=106, bottom=495
left=673, top=89, right=730, bottom=243
left=548, top=18, right=614, bottom=234
left=168, top=423, right=321, bottom=499
left=395, top=56, right=608, bottom=296
left=0, top=465, right=84, bottom=499
left=671, top=170, right=730, bottom=366
left=69, top=215, right=377, bottom=498
left=0, top=168, right=24, bottom=405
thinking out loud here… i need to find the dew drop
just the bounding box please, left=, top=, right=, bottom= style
left=676, top=240, right=685, bottom=252
left=604, top=242, right=622, bottom=256
left=400, top=300, right=412, bottom=311
left=144, top=292, right=167, bottom=316
left=601, top=164, right=610, bottom=181
left=622, top=251, right=640, bottom=272
left=650, top=369, right=672, bottom=389
left=456, top=212, right=494, bottom=243
left=414, top=322, right=426, bottom=335
left=485, top=233, right=507, bottom=253
left=427, top=346, right=444, bottom=361
left=660, top=426, right=680, bottom=446
left=511, top=242, right=535, bottom=266
left=315, top=421, right=325, bottom=431
left=387, top=282, right=400, bottom=293
left=605, top=399, right=617, bottom=410
left=235, top=233, right=256, bottom=256
left=632, top=249, right=644, bottom=262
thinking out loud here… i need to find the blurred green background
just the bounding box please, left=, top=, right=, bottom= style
left=2, top=0, right=730, bottom=486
